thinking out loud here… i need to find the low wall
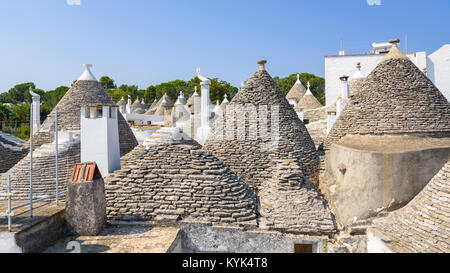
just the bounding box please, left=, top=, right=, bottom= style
left=172, top=222, right=328, bottom=253
left=324, top=135, right=450, bottom=226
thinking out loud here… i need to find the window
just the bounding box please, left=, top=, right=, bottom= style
left=294, top=244, right=313, bottom=253
left=96, top=107, right=103, bottom=118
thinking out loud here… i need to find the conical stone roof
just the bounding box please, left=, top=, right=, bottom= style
left=132, top=99, right=143, bottom=112
left=31, top=65, right=138, bottom=156
left=155, top=94, right=174, bottom=116
left=117, top=97, right=126, bottom=106
left=325, top=43, right=450, bottom=150
left=349, top=62, right=365, bottom=97
left=286, top=74, right=307, bottom=104
left=295, top=82, right=322, bottom=110
left=149, top=98, right=158, bottom=110
left=104, top=141, right=258, bottom=225
left=203, top=60, right=320, bottom=188
left=370, top=160, right=450, bottom=253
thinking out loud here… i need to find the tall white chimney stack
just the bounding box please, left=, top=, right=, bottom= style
left=81, top=104, right=121, bottom=177
left=29, top=87, right=40, bottom=134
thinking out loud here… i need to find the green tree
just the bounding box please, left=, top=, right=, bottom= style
left=0, top=82, right=35, bottom=104
left=99, top=76, right=117, bottom=90
left=43, top=86, right=69, bottom=108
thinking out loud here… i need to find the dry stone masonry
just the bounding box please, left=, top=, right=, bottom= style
left=325, top=46, right=450, bottom=151
left=259, top=158, right=337, bottom=235
left=370, top=160, right=450, bottom=253
left=0, top=143, right=80, bottom=200
left=203, top=61, right=320, bottom=188
left=0, top=133, right=27, bottom=173
left=104, top=141, right=258, bottom=225
left=29, top=80, right=137, bottom=156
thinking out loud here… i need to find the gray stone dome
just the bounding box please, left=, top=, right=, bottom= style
left=104, top=142, right=258, bottom=225
left=203, top=62, right=320, bottom=188
left=325, top=45, right=450, bottom=150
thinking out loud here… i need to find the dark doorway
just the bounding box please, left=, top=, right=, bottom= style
left=294, top=244, right=313, bottom=253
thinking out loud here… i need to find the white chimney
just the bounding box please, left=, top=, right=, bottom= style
left=337, top=75, right=350, bottom=117
left=81, top=104, right=121, bottom=177
left=327, top=111, right=337, bottom=134
left=126, top=95, right=133, bottom=114
left=29, top=87, right=40, bottom=134
left=195, top=68, right=212, bottom=145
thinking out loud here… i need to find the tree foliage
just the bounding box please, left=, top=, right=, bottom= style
left=100, top=76, right=117, bottom=90
left=274, top=73, right=325, bottom=105
left=0, top=72, right=322, bottom=140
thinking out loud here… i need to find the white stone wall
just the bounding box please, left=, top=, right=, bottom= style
left=325, top=52, right=427, bottom=105
left=427, top=44, right=450, bottom=101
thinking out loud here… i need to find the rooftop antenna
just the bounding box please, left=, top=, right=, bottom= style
left=405, top=34, right=408, bottom=53
left=339, top=39, right=345, bottom=56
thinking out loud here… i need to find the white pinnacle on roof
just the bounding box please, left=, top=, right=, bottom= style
left=295, top=74, right=301, bottom=84
left=78, top=64, right=98, bottom=82
left=213, top=101, right=220, bottom=112
left=305, top=82, right=312, bottom=95
left=175, top=91, right=185, bottom=105
left=118, top=97, right=126, bottom=106
left=222, top=94, right=229, bottom=103
left=193, top=86, right=199, bottom=96
left=352, top=62, right=365, bottom=79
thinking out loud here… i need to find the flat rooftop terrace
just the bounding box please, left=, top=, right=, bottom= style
left=41, top=224, right=180, bottom=253
left=0, top=200, right=64, bottom=233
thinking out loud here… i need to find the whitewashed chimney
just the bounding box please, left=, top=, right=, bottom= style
left=196, top=68, right=212, bottom=145
left=29, top=87, right=40, bottom=133
left=126, top=95, right=133, bottom=114
left=175, top=91, right=190, bottom=126
left=337, top=75, right=350, bottom=117
left=296, top=107, right=304, bottom=122
left=81, top=104, right=121, bottom=177
left=118, top=97, right=126, bottom=114
left=327, top=110, right=337, bottom=134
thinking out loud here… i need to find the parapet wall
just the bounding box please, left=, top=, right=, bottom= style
left=322, top=135, right=450, bottom=226
left=173, top=222, right=328, bottom=253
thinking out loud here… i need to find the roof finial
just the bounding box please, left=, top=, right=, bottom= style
left=193, top=86, right=199, bottom=96
left=78, top=64, right=97, bottom=81
left=296, top=74, right=301, bottom=84
left=389, top=38, right=400, bottom=48
left=305, top=81, right=313, bottom=95
left=257, top=60, right=267, bottom=71
left=356, top=62, right=361, bottom=71
left=223, top=93, right=229, bottom=103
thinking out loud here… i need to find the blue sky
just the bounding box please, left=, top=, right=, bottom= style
left=0, top=0, right=449, bottom=92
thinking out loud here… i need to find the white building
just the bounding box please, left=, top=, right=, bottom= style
left=427, top=44, right=450, bottom=101
left=325, top=41, right=450, bottom=105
